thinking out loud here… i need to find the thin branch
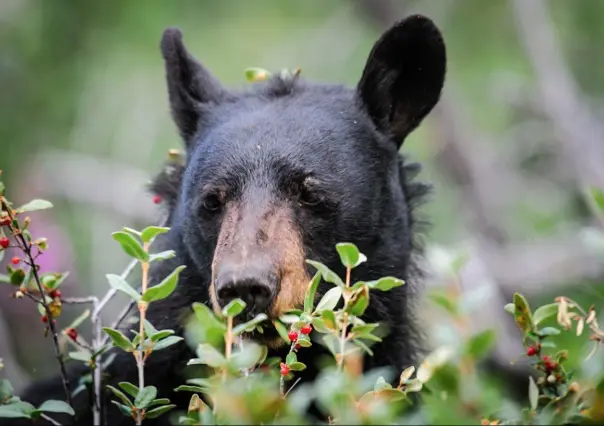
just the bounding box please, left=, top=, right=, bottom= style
left=41, top=413, right=62, bottom=426
left=62, top=296, right=98, bottom=305
left=93, top=258, right=139, bottom=319
left=1, top=198, right=73, bottom=408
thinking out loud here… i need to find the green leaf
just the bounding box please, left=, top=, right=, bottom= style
left=304, top=272, right=321, bottom=314
left=69, top=351, right=92, bottom=362
left=322, top=334, right=339, bottom=356
left=0, top=274, right=9, bottom=284
left=366, top=277, right=405, bottom=291
left=141, top=226, right=170, bottom=244
left=122, top=227, right=142, bottom=237
left=221, top=298, right=246, bottom=318
left=0, top=403, right=33, bottom=419
left=335, top=242, right=367, bottom=269
left=145, top=404, right=176, bottom=419
left=10, top=269, right=25, bottom=286
left=148, top=398, right=171, bottom=409
left=286, top=352, right=297, bottom=365
left=38, top=400, right=75, bottom=416
left=351, top=323, right=379, bottom=337
left=533, top=303, right=559, bottom=326
left=232, top=313, right=268, bottom=335
left=0, top=379, right=14, bottom=400
left=103, top=328, right=135, bottom=352
left=311, top=317, right=331, bottom=333
left=188, top=343, right=227, bottom=369
left=107, top=385, right=134, bottom=407
left=229, top=343, right=264, bottom=371
left=149, top=250, right=176, bottom=263
left=529, top=376, right=539, bottom=411
left=149, top=330, right=174, bottom=342
left=315, top=286, right=342, bottom=312
left=273, top=320, right=291, bottom=344
left=106, top=274, right=141, bottom=302
left=134, top=386, right=157, bottom=409
left=244, top=67, right=271, bottom=82
left=112, top=231, right=149, bottom=262
left=354, top=339, right=374, bottom=356
left=17, top=199, right=53, bottom=213
left=142, top=265, right=185, bottom=302
left=374, top=376, right=392, bottom=392
left=119, top=382, right=140, bottom=398
left=152, top=336, right=183, bottom=351
left=513, top=293, right=534, bottom=335
left=349, top=289, right=369, bottom=316
left=306, top=260, right=345, bottom=288
left=588, top=187, right=604, bottom=215
left=111, top=401, right=132, bottom=417
left=428, top=291, right=458, bottom=315
left=538, top=327, right=561, bottom=337
left=174, top=385, right=207, bottom=393
left=288, top=362, right=306, bottom=372
left=192, top=302, right=226, bottom=333
left=463, top=329, right=496, bottom=361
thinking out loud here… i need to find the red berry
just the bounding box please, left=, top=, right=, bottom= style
left=295, top=343, right=301, bottom=350
left=0, top=237, right=9, bottom=249
left=300, top=324, right=312, bottom=335
left=67, top=328, right=78, bottom=341
left=542, top=355, right=551, bottom=362
left=152, top=195, right=162, bottom=205
left=287, top=330, right=298, bottom=342
left=49, top=289, right=61, bottom=299
left=41, top=315, right=48, bottom=323
left=280, top=362, right=290, bottom=376
left=0, top=217, right=10, bottom=227
left=11, top=256, right=20, bottom=265
left=526, top=346, right=538, bottom=356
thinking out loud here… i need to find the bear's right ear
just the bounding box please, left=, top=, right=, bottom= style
left=161, top=28, right=225, bottom=147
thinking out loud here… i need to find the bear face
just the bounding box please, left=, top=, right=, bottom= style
left=158, top=14, right=446, bottom=347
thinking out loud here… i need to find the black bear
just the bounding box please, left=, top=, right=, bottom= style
left=10, top=14, right=445, bottom=425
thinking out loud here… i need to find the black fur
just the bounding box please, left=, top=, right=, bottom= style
left=6, top=14, right=445, bottom=425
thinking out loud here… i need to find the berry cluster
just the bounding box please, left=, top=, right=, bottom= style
left=281, top=324, right=313, bottom=376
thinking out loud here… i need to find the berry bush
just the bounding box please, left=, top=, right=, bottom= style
left=1, top=136, right=604, bottom=424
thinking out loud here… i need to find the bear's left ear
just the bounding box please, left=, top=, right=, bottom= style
left=161, top=28, right=226, bottom=148
left=356, top=15, right=446, bottom=148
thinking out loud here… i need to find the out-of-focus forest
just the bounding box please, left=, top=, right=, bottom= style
left=1, top=0, right=604, bottom=396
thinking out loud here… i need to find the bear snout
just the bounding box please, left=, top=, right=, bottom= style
left=213, top=262, right=279, bottom=316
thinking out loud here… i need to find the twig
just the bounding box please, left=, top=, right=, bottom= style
left=93, top=258, right=139, bottom=319
left=283, top=377, right=302, bottom=398
left=62, top=296, right=98, bottom=305
left=338, top=266, right=352, bottom=371
left=135, top=242, right=150, bottom=426
left=1, top=198, right=73, bottom=408
left=41, top=413, right=62, bottom=426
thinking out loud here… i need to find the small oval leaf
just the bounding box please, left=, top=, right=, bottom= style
left=142, top=265, right=185, bottom=303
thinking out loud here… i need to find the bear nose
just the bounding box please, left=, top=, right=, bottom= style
left=214, top=265, right=277, bottom=312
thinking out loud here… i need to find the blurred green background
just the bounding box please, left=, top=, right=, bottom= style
left=1, top=0, right=604, bottom=396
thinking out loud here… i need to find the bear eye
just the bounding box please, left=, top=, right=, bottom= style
left=201, top=192, right=224, bottom=213
left=297, top=177, right=325, bottom=208
left=299, top=186, right=322, bottom=207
